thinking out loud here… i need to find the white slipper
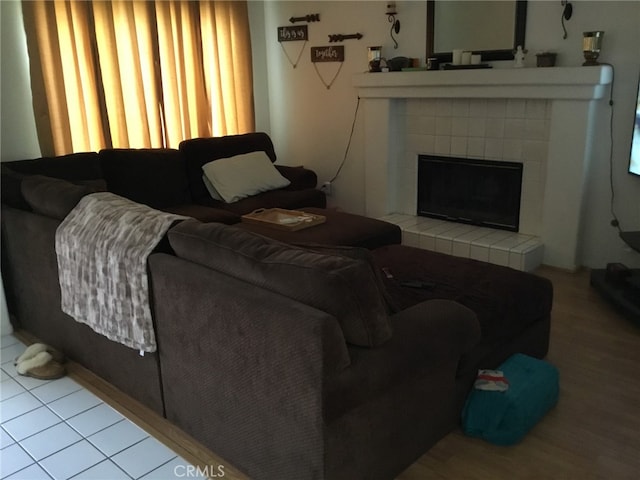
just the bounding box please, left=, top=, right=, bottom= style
left=14, top=343, right=65, bottom=365
left=14, top=343, right=47, bottom=365
left=16, top=351, right=66, bottom=380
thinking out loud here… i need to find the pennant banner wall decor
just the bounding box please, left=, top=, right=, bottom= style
left=310, top=45, right=345, bottom=63
left=278, top=25, right=308, bottom=68
left=310, top=46, right=345, bottom=90
left=278, top=25, right=308, bottom=42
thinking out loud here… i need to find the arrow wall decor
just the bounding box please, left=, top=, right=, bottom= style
left=328, top=33, right=363, bottom=43
left=289, top=14, right=320, bottom=24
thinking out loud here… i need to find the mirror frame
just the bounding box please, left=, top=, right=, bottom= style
left=426, top=0, right=528, bottom=63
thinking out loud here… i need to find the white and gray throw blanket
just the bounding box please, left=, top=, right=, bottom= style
left=55, top=192, right=187, bottom=353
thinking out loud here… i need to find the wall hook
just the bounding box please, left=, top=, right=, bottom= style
left=386, top=2, right=400, bottom=49
left=561, top=0, right=573, bottom=39
left=388, top=16, right=400, bottom=49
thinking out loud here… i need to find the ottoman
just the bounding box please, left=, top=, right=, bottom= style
left=371, top=244, right=553, bottom=394
left=372, top=244, right=552, bottom=346
left=461, top=353, right=559, bottom=445
left=237, top=207, right=401, bottom=249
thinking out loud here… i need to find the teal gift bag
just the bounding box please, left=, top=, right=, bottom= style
left=462, top=353, right=559, bottom=445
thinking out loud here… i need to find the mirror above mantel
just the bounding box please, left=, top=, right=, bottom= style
left=426, top=0, right=528, bottom=63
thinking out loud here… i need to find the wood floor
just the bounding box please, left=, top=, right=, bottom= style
left=399, top=267, right=640, bottom=480
left=35, top=267, right=640, bottom=479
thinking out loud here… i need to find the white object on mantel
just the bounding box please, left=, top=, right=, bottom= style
left=514, top=46, right=525, bottom=68
left=352, top=66, right=613, bottom=271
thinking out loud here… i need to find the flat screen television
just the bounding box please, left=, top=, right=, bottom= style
left=629, top=74, right=640, bottom=176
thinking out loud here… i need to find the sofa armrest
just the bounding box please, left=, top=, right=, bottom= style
left=324, top=299, right=480, bottom=422
left=390, top=299, right=481, bottom=358
left=275, top=165, right=318, bottom=190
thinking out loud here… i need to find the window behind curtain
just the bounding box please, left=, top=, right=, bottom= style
left=22, top=0, right=255, bottom=155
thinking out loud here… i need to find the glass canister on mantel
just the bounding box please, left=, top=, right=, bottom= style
left=582, top=31, right=604, bottom=66
left=368, top=46, right=382, bottom=71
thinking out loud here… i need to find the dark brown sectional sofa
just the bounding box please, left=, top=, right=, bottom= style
left=0, top=132, right=553, bottom=480
left=2, top=132, right=325, bottom=223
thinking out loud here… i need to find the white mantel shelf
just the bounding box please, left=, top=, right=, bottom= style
left=353, top=66, right=612, bottom=100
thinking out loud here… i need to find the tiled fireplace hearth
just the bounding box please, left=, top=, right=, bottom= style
left=353, top=66, right=612, bottom=271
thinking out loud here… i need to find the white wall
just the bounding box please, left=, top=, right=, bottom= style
left=1, top=0, right=41, bottom=162
left=1, top=1, right=42, bottom=335
left=248, top=1, right=271, bottom=133
left=259, top=1, right=428, bottom=214
left=537, top=1, right=640, bottom=269
left=256, top=0, right=640, bottom=268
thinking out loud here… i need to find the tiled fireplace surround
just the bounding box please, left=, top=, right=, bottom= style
left=353, top=66, right=612, bottom=271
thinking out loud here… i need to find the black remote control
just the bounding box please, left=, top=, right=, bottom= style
left=400, top=280, right=436, bottom=289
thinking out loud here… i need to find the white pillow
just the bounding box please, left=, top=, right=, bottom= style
left=202, top=151, right=291, bottom=203
left=202, top=174, right=223, bottom=201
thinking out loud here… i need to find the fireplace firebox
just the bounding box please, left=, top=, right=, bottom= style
left=417, top=155, right=523, bottom=232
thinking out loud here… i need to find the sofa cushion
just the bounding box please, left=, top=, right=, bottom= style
left=3, top=152, right=102, bottom=181
left=197, top=188, right=326, bottom=215
left=161, top=204, right=240, bottom=224
left=275, top=165, right=318, bottom=190
left=1, top=166, right=31, bottom=210
left=201, top=152, right=290, bottom=203
left=2, top=165, right=107, bottom=212
left=168, top=219, right=393, bottom=347
left=372, top=244, right=553, bottom=342
left=295, top=243, right=399, bottom=314
left=179, top=132, right=278, bottom=204
left=239, top=207, right=400, bottom=250
left=20, top=175, right=95, bottom=220
left=99, top=148, right=191, bottom=209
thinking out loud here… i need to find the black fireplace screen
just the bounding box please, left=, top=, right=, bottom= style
left=417, top=155, right=523, bottom=232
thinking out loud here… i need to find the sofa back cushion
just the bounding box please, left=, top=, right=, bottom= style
left=3, top=152, right=103, bottom=181
left=179, top=133, right=278, bottom=204
left=21, top=175, right=96, bottom=220
left=168, top=219, right=392, bottom=347
left=1, top=166, right=31, bottom=210
left=293, top=243, right=399, bottom=314
left=99, top=148, right=191, bottom=209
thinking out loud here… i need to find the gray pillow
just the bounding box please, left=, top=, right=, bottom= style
left=168, top=219, right=393, bottom=347
left=294, top=243, right=400, bottom=314
left=21, top=175, right=95, bottom=221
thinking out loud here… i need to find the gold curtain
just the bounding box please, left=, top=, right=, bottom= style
left=22, top=1, right=107, bottom=155
left=200, top=1, right=254, bottom=137
left=92, top=1, right=163, bottom=148
left=22, top=0, right=254, bottom=155
left=155, top=0, right=211, bottom=147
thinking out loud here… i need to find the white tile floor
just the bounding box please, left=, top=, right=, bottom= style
left=0, top=334, right=205, bottom=479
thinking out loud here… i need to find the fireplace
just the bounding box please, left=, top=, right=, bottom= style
left=353, top=66, right=613, bottom=270
left=417, top=155, right=523, bottom=232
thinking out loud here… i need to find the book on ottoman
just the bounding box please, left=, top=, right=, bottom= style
left=462, top=353, right=559, bottom=445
